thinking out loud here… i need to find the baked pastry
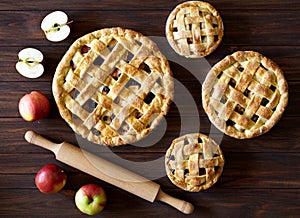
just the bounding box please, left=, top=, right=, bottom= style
left=165, top=1, right=224, bottom=58
left=165, top=133, right=224, bottom=192
left=202, top=51, right=288, bottom=139
left=53, top=27, right=174, bottom=146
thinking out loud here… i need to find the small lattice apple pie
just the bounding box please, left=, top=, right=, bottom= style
left=53, top=27, right=174, bottom=146
left=202, top=51, right=288, bottom=139
left=165, top=133, right=224, bottom=192
left=165, top=1, right=224, bottom=58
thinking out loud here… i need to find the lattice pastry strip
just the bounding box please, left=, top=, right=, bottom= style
left=71, top=46, right=153, bottom=139
left=166, top=1, right=224, bottom=58
left=202, top=51, right=288, bottom=139
left=165, top=133, right=224, bottom=192
left=53, top=27, right=174, bottom=146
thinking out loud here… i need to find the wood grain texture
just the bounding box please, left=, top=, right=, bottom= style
left=1, top=152, right=299, bottom=189
left=0, top=0, right=299, bottom=217
left=0, top=10, right=299, bottom=46
left=0, top=114, right=299, bottom=154
left=0, top=189, right=299, bottom=217
left=0, top=0, right=299, bottom=10
left=0, top=81, right=298, bottom=118
left=1, top=46, right=300, bottom=82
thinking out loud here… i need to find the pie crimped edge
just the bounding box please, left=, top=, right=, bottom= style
left=202, top=51, right=288, bottom=139
left=165, top=1, right=224, bottom=58
left=165, top=133, right=224, bottom=192
left=52, top=27, right=174, bottom=146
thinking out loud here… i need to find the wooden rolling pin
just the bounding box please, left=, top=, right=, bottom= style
left=24, top=130, right=194, bottom=214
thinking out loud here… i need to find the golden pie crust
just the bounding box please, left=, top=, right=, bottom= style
left=165, top=133, right=224, bottom=192
left=202, top=51, right=288, bottom=139
left=53, top=27, right=174, bottom=146
left=165, top=1, right=224, bottom=58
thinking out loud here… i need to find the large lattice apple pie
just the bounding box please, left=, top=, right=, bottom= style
left=53, top=27, right=174, bottom=146
left=202, top=51, right=288, bottom=139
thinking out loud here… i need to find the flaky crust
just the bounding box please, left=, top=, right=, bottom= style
left=202, top=51, right=288, bottom=139
left=166, top=1, right=224, bottom=58
left=53, top=27, right=174, bottom=146
left=165, top=133, right=224, bottom=192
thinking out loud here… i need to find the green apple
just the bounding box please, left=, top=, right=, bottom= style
left=75, top=184, right=107, bottom=215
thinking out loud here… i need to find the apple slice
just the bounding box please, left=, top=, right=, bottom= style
left=41, top=11, right=71, bottom=42
left=16, top=48, right=44, bottom=78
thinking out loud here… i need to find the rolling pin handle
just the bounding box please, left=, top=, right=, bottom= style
left=24, top=130, right=60, bottom=155
left=156, top=189, right=194, bottom=214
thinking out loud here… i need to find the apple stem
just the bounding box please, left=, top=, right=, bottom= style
left=66, top=20, right=74, bottom=25
left=87, top=197, right=93, bottom=204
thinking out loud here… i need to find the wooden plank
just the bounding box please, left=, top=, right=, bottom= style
left=0, top=114, right=299, bottom=154
left=0, top=45, right=67, bottom=82
left=0, top=0, right=178, bottom=11
left=0, top=10, right=299, bottom=46
left=1, top=45, right=300, bottom=82
left=0, top=0, right=299, bottom=11
left=0, top=80, right=297, bottom=119
left=0, top=188, right=299, bottom=217
left=1, top=152, right=300, bottom=189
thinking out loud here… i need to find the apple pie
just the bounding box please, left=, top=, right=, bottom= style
left=202, top=51, right=288, bottom=139
left=52, top=27, right=174, bottom=146
left=165, top=133, right=224, bottom=192
left=165, top=1, right=224, bottom=58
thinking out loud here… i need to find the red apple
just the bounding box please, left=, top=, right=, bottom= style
left=75, top=184, right=107, bottom=215
left=18, top=91, right=50, bottom=122
left=35, top=164, right=67, bottom=194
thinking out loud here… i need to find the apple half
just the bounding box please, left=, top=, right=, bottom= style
left=41, top=11, right=71, bottom=42
left=16, top=48, right=44, bottom=78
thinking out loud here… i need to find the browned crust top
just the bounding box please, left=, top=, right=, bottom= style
left=202, top=51, right=288, bottom=139
left=53, top=27, right=174, bottom=146
left=166, top=1, right=224, bottom=58
left=165, top=133, right=224, bottom=192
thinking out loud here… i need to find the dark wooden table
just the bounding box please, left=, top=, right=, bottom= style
left=1, top=0, right=299, bottom=217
